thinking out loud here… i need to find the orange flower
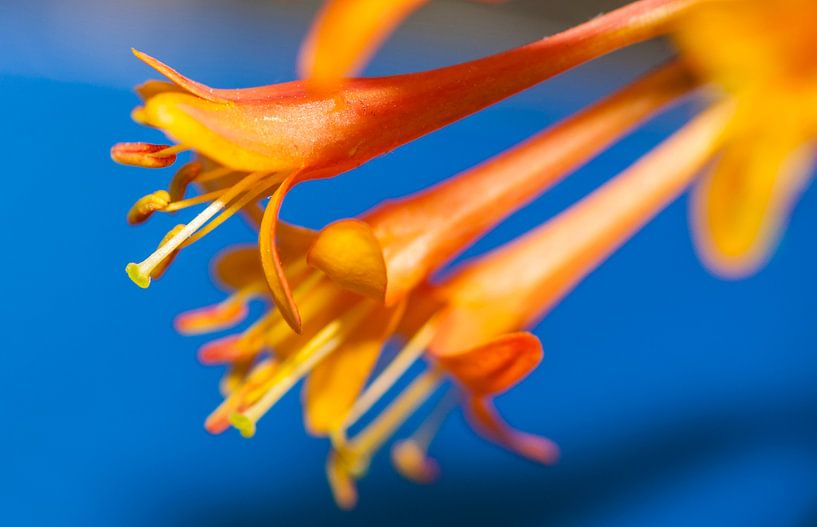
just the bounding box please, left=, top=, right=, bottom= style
left=674, top=0, right=817, bottom=277
left=112, top=0, right=695, bottom=334
left=177, top=62, right=693, bottom=440
left=325, top=102, right=733, bottom=508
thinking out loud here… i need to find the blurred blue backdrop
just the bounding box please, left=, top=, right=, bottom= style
left=2, top=1, right=816, bottom=526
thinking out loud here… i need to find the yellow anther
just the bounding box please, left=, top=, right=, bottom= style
left=127, top=190, right=171, bottom=225
left=168, top=162, right=203, bottom=201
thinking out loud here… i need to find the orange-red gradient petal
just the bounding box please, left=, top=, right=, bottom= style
left=432, top=332, right=543, bottom=395
left=465, top=397, right=559, bottom=464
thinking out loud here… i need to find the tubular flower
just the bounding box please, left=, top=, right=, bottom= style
left=673, top=0, right=817, bottom=277
left=325, top=102, right=733, bottom=508
left=177, top=62, right=694, bottom=440
left=113, top=0, right=696, bottom=333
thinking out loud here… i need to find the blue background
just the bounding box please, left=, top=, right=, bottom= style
left=2, top=1, right=817, bottom=525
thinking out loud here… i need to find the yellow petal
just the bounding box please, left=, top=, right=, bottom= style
left=302, top=301, right=405, bottom=435
left=299, top=0, right=428, bottom=91
left=307, top=219, right=388, bottom=301
left=692, top=115, right=813, bottom=278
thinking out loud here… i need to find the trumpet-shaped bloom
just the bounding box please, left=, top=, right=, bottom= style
left=113, top=0, right=695, bottom=333
left=324, top=102, right=733, bottom=508
left=674, top=0, right=817, bottom=277
left=177, top=62, right=693, bottom=441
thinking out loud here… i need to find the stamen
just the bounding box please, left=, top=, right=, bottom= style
left=168, top=162, right=202, bottom=201
left=194, top=277, right=324, bottom=366
left=155, top=144, right=190, bottom=156
left=181, top=175, right=286, bottom=248
left=206, top=358, right=277, bottom=434
left=164, top=188, right=227, bottom=212
left=231, top=300, right=374, bottom=437
left=196, top=166, right=235, bottom=184
left=252, top=272, right=327, bottom=350
left=341, top=321, right=436, bottom=432
left=125, top=171, right=268, bottom=288
left=127, top=190, right=171, bottom=224
left=337, top=369, right=443, bottom=472
left=391, top=388, right=458, bottom=483
left=111, top=142, right=179, bottom=168
left=149, top=225, right=185, bottom=280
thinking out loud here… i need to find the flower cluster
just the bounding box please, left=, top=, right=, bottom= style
left=112, top=0, right=816, bottom=508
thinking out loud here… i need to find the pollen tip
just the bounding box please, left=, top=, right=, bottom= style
left=111, top=142, right=177, bottom=168
left=391, top=440, right=439, bottom=484
left=126, top=263, right=151, bottom=289
left=229, top=412, right=256, bottom=438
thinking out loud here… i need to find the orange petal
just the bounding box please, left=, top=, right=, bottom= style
left=691, top=115, right=813, bottom=278
left=302, top=301, right=405, bottom=435
left=132, top=49, right=233, bottom=103
left=307, top=219, right=388, bottom=301
left=299, top=0, right=428, bottom=91
left=432, top=332, right=543, bottom=395
left=259, top=175, right=303, bottom=333
left=465, top=397, right=559, bottom=464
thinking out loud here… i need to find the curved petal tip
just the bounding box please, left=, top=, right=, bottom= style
left=259, top=177, right=303, bottom=333
left=131, top=48, right=230, bottom=103
left=307, top=219, right=388, bottom=302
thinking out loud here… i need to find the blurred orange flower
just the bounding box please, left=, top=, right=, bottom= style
left=675, top=0, right=817, bottom=277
